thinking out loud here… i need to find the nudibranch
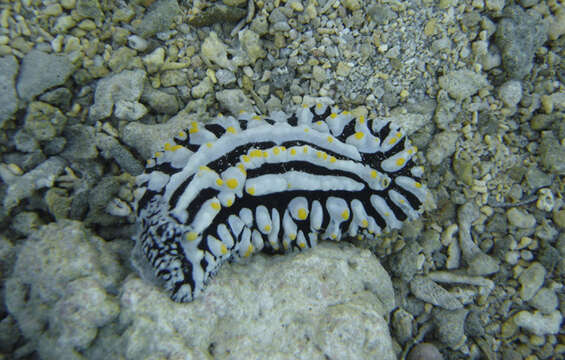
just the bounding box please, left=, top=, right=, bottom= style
left=134, top=103, right=427, bottom=302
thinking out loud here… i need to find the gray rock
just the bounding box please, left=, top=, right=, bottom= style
left=89, top=69, right=146, bottom=121
left=14, top=129, right=39, bottom=153
left=539, top=134, right=565, bottom=175
left=123, top=242, right=396, bottom=360
left=39, top=87, right=73, bottom=110
left=407, top=342, right=444, bottom=360
left=506, top=208, right=536, bottom=228
left=2, top=156, right=66, bottom=212
left=391, top=308, right=414, bottom=344
left=5, top=220, right=122, bottom=358
left=23, top=101, right=67, bottom=141
left=426, top=131, right=458, bottom=166
left=529, top=287, right=558, bottom=314
left=216, top=69, right=237, bottom=86
left=121, top=110, right=199, bottom=160
left=0, top=56, right=19, bottom=125
left=114, top=100, right=148, bottom=121
left=495, top=5, right=548, bottom=79
left=438, top=69, right=488, bottom=101
left=513, top=310, right=562, bottom=336
left=433, top=308, right=468, bottom=349
left=141, top=86, right=179, bottom=114
left=216, top=89, right=254, bottom=115
left=76, top=0, right=104, bottom=24
left=61, top=124, right=99, bottom=161
left=409, top=276, right=463, bottom=310
left=518, top=262, right=546, bottom=301
left=84, top=175, right=133, bottom=226
left=389, top=242, right=424, bottom=281
left=96, top=133, right=143, bottom=175
left=134, top=0, right=181, bottom=38
left=127, top=35, right=148, bottom=51
left=16, top=50, right=74, bottom=101
left=467, top=252, right=500, bottom=276
left=498, top=80, right=522, bottom=107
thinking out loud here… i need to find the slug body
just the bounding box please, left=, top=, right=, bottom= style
left=134, top=104, right=427, bottom=302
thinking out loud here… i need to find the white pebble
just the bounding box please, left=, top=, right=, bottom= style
left=128, top=35, right=148, bottom=51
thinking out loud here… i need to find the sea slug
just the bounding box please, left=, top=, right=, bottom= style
left=134, top=103, right=427, bottom=302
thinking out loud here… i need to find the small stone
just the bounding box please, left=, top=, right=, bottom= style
left=239, top=30, right=266, bottom=63
left=438, top=69, right=488, bottom=101
left=548, top=7, right=565, bottom=41
left=467, top=252, right=499, bottom=276
left=410, top=276, right=463, bottom=310
left=0, top=56, right=19, bottom=125
left=432, top=308, right=468, bottom=349
left=498, top=80, right=522, bottom=107
left=494, top=5, right=548, bottom=79
left=513, top=310, right=562, bottom=336
left=215, top=69, right=236, bottom=86
left=53, top=15, right=76, bottom=33
left=216, top=89, right=253, bottom=115
left=201, top=32, right=232, bottom=69
left=312, top=65, right=327, bottom=83
left=553, top=210, right=565, bottom=229
left=108, top=47, right=136, bottom=72
left=142, top=47, right=165, bottom=74
left=407, top=343, right=444, bottom=360
left=426, top=131, right=458, bottom=166
left=391, top=308, right=414, bottom=344
left=536, top=188, right=554, bottom=212
left=343, top=0, right=361, bottom=11
left=506, top=208, right=536, bottom=228
left=127, top=35, right=148, bottom=51
left=134, top=0, right=181, bottom=38
left=336, top=62, right=353, bottom=77
left=141, top=87, right=179, bottom=115
left=191, top=77, right=213, bottom=99
left=76, top=0, right=104, bottom=23
left=529, top=287, right=558, bottom=314
left=16, top=50, right=74, bottom=101
left=518, top=262, right=546, bottom=301
left=114, top=100, right=147, bottom=121
left=24, top=102, right=67, bottom=141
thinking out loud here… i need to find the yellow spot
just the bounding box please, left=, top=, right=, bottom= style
left=304, top=127, right=310, bottom=132
left=211, top=202, right=221, bottom=210
left=186, top=232, right=198, bottom=241
left=244, top=244, right=254, bottom=257
left=250, top=149, right=262, bottom=157
left=361, top=219, right=369, bottom=228
left=189, top=122, right=199, bottom=133
left=316, top=151, right=323, bottom=158
left=281, top=146, right=287, bottom=151
left=316, top=121, right=323, bottom=125
left=330, top=113, right=337, bottom=118
left=302, top=103, right=309, bottom=108
left=226, top=199, right=233, bottom=207
left=397, top=132, right=402, bottom=137
left=239, top=110, right=246, bottom=114
left=359, top=115, right=365, bottom=124
left=329, top=156, right=336, bottom=163
left=290, top=148, right=297, bottom=156
left=303, top=146, right=308, bottom=153
left=396, top=158, right=406, bottom=166
left=216, top=178, right=224, bottom=186
left=323, top=153, right=328, bottom=160
left=247, top=187, right=255, bottom=195
left=316, top=103, right=322, bottom=109
left=273, top=147, right=280, bottom=155
left=388, top=137, right=397, bottom=145
left=331, top=233, right=337, bottom=239
left=327, top=136, right=334, bottom=143
left=146, top=159, right=154, bottom=166
left=371, top=170, right=377, bottom=178
left=154, top=151, right=163, bottom=158
left=252, top=115, right=261, bottom=121
left=343, top=111, right=350, bottom=115
left=221, top=244, right=228, bottom=255
left=341, top=210, right=350, bottom=220
left=242, top=155, right=250, bottom=162
left=199, top=165, right=211, bottom=171
left=164, top=142, right=172, bottom=151
left=178, top=130, right=187, bottom=138
left=217, top=113, right=224, bottom=117
left=226, top=126, right=236, bottom=134
left=400, top=199, right=405, bottom=204
left=171, top=145, right=182, bottom=151
left=298, top=242, right=306, bottom=249
left=262, top=151, right=269, bottom=158
left=264, top=225, right=271, bottom=232
left=384, top=212, right=390, bottom=217
left=237, top=163, right=246, bottom=174
left=226, top=178, right=238, bottom=189
left=354, top=131, right=364, bottom=140
left=298, top=208, right=308, bottom=220
left=357, top=234, right=363, bottom=241
left=415, top=182, right=422, bottom=188
left=206, top=142, right=213, bottom=148
left=289, top=233, right=296, bottom=240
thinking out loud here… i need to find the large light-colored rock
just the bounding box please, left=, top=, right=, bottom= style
left=122, top=242, right=396, bottom=360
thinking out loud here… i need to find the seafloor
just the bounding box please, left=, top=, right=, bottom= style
left=0, top=0, right=564, bottom=359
